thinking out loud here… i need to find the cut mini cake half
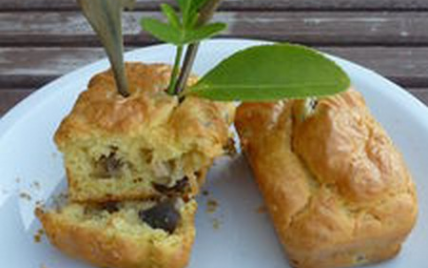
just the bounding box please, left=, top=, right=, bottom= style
left=55, top=63, right=235, bottom=202
left=36, top=198, right=196, bottom=268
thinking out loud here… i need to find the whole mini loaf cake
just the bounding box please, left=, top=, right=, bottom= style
left=235, top=88, right=418, bottom=268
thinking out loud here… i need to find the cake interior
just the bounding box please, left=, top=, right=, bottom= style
left=47, top=198, right=192, bottom=238
left=64, top=137, right=211, bottom=201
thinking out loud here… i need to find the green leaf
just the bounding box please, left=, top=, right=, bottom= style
left=141, top=18, right=225, bottom=45
left=141, top=18, right=181, bottom=44
left=191, top=0, right=209, bottom=11
left=177, top=0, right=192, bottom=25
left=185, top=44, right=350, bottom=101
left=161, top=4, right=181, bottom=29
left=181, top=22, right=226, bottom=44
left=177, top=0, right=209, bottom=28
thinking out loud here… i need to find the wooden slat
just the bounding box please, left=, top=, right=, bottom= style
left=1, top=0, right=428, bottom=11
left=0, top=89, right=34, bottom=117
left=1, top=12, right=428, bottom=46
left=1, top=88, right=427, bottom=118
left=0, top=47, right=106, bottom=88
left=1, top=46, right=427, bottom=88
left=319, top=47, right=428, bottom=87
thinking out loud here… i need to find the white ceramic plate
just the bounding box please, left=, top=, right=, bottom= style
left=0, top=39, right=427, bottom=268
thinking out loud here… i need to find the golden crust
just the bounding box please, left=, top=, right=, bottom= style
left=55, top=62, right=234, bottom=156
left=36, top=200, right=197, bottom=268
left=235, top=88, right=418, bottom=268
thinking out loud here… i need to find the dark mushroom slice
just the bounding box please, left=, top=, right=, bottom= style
left=153, top=177, right=190, bottom=196
left=138, top=200, right=181, bottom=234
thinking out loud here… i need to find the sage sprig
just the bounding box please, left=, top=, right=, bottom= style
left=78, top=0, right=134, bottom=97
left=77, top=0, right=351, bottom=101
left=175, top=0, right=224, bottom=95
left=141, top=0, right=226, bottom=94
left=140, top=0, right=350, bottom=101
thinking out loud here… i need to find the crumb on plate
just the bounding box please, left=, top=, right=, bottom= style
left=19, top=192, right=32, bottom=201
left=206, top=199, right=218, bottom=214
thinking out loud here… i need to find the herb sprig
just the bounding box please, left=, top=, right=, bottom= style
left=141, top=0, right=226, bottom=95
left=142, top=0, right=350, bottom=101
left=77, top=0, right=350, bottom=101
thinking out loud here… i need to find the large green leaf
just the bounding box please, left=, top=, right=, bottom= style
left=185, top=44, right=350, bottom=101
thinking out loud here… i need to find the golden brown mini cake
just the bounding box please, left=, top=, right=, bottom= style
left=55, top=63, right=235, bottom=202
left=36, top=199, right=196, bottom=268
left=235, top=88, right=418, bottom=268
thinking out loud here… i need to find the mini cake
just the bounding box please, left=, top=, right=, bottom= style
left=235, top=88, right=418, bottom=268
left=36, top=199, right=196, bottom=268
left=55, top=63, right=235, bottom=202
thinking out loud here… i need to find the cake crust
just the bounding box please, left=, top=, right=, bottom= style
left=235, top=88, right=418, bottom=268
left=55, top=63, right=233, bottom=152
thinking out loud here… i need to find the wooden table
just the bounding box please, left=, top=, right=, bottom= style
left=1, top=0, right=428, bottom=116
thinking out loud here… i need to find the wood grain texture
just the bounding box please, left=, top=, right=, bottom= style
left=1, top=0, right=428, bottom=11
left=1, top=11, right=428, bottom=46
left=1, top=46, right=427, bottom=88
left=0, top=89, right=34, bottom=116
left=0, top=47, right=106, bottom=87
left=408, top=89, right=428, bottom=105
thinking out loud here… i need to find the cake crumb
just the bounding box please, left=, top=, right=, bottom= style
left=32, top=181, right=41, bottom=190
left=256, top=205, right=267, bottom=214
left=202, top=190, right=209, bottom=196
left=212, top=218, right=221, bottom=230
left=206, top=199, right=218, bottom=214
left=34, top=229, right=45, bottom=243
left=20, top=192, right=32, bottom=201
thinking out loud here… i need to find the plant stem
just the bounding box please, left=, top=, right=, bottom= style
left=168, top=45, right=184, bottom=95
left=174, top=0, right=223, bottom=95
left=78, top=0, right=130, bottom=97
